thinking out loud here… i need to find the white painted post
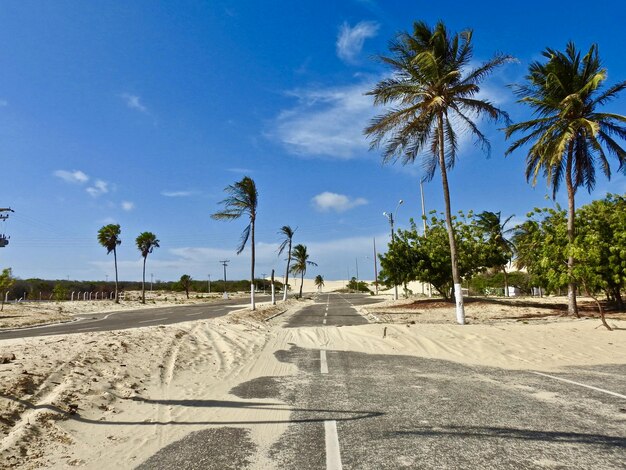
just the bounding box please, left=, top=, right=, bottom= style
left=4, top=292, right=8, bottom=303
left=71, top=291, right=75, bottom=301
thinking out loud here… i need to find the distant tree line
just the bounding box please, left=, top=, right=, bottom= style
left=1, top=277, right=285, bottom=302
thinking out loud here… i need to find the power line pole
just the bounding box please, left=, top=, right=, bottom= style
left=219, top=260, right=230, bottom=299
left=0, top=208, right=14, bottom=247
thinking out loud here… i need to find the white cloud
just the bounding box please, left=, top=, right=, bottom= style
left=121, top=201, right=135, bottom=211
left=336, top=21, right=379, bottom=63
left=312, top=192, right=368, bottom=212
left=86, top=180, right=110, bottom=197
left=121, top=93, right=148, bottom=113
left=270, top=80, right=378, bottom=159
left=161, top=190, right=195, bottom=198
left=53, top=169, right=89, bottom=184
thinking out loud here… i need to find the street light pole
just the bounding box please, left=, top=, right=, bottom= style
left=383, top=199, right=403, bottom=300
left=355, top=258, right=359, bottom=293
left=373, top=238, right=379, bottom=295
left=207, top=274, right=211, bottom=294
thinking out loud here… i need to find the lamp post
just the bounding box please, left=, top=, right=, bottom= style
left=207, top=274, right=211, bottom=294
left=383, top=199, right=403, bottom=300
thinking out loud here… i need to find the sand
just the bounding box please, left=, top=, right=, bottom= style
left=0, top=294, right=624, bottom=468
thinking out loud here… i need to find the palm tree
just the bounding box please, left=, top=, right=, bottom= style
left=212, top=176, right=259, bottom=310
left=97, top=224, right=121, bottom=303
left=135, top=232, right=160, bottom=304
left=476, top=211, right=515, bottom=296
left=365, top=21, right=511, bottom=324
left=505, top=42, right=626, bottom=316
left=314, top=274, right=325, bottom=293
left=278, top=225, right=296, bottom=301
left=290, top=244, right=317, bottom=298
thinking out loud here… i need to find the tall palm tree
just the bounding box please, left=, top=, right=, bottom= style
left=135, top=231, right=160, bottom=304
left=476, top=211, right=515, bottom=296
left=314, top=274, right=325, bottom=293
left=278, top=225, right=296, bottom=301
left=505, top=42, right=626, bottom=316
left=365, top=21, right=511, bottom=324
left=97, top=224, right=121, bottom=303
left=290, top=244, right=317, bottom=298
left=212, top=176, right=259, bottom=310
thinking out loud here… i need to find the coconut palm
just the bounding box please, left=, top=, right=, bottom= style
left=365, top=21, right=511, bottom=324
left=476, top=211, right=515, bottom=296
left=212, top=176, right=259, bottom=310
left=314, top=274, right=325, bottom=293
left=278, top=225, right=296, bottom=301
left=97, top=224, right=121, bottom=303
left=290, top=244, right=317, bottom=298
left=505, top=42, right=626, bottom=316
left=135, top=232, right=160, bottom=304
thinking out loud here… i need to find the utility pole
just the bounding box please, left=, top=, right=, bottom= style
left=355, top=259, right=359, bottom=293
left=373, top=238, right=379, bottom=295
left=207, top=274, right=211, bottom=294
left=150, top=273, right=153, bottom=291
left=220, top=260, right=230, bottom=299
left=419, top=181, right=432, bottom=297
left=0, top=208, right=14, bottom=247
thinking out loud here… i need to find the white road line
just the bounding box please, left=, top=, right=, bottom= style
left=185, top=312, right=204, bottom=316
left=75, top=327, right=99, bottom=332
left=138, top=317, right=168, bottom=324
left=531, top=371, right=626, bottom=399
left=322, top=319, right=327, bottom=325
left=325, top=420, right=343, bottom=470
left=320, top=350, right=328, bottom=374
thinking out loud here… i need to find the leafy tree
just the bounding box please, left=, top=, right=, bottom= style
left=506, top=43, right=626, bottom=316
left=513, top=207, right=570, bottom=296
left=365, top=21, right=511, bottom=324
left=180, top=274, right=192, bottom=299
left=290, top=244, right=317, bottom=298
left=136, top=232, right=160, bottom=304
left=212, top=176, right=259, bottom=310
left=575, top=194, right=626, bottom=308
left=379, top=213, right=499, bottom=298
left=52, top=283, right=68, bottom=302
left=314, top=274, right=324, bottom=292
left=347, top=277, right=370, bottom=293
left=475, top=211, right=516, bottom=296
left=0, top=268, right=14, bottom=311
left=278, top=225, right=296, bottom=301
left=97, top=224, right=121, bottom=303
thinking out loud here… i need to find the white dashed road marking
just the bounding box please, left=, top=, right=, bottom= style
left=531, top=371, right=626, bottom=399
left=324, top=420, right=343, bottom=470
left=320, top=350, right=328, bottom=374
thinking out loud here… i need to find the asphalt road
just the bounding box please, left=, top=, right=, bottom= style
left=137, top=292, right=626, bottom=469
left=0, top=296, right=272, bottom=340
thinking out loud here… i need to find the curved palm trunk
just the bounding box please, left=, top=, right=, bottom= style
left=271, top=269, right=276, bottom=305
left=503, top=265, right=509, bottom=297
left=113, top=247, right=119, bottom=304
left=142, top=256, right=147, bottom=304
left=565, top=150, right=579, bottom=317
left=283, top=242, right=292, bottom=302
left=250, top=219, right=256, bottom=311
left=437, top=114, right=465, bottom=324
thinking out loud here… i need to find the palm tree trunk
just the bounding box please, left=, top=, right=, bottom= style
left=437, top=114, right=465, bottom=324
left=250, top=219, right=256, bottom=311
left=299, top=271, right=304, bottom=298
left=113, top=247, right=119, bottom=304
left=565, top=149, right=579, bottom=317
left=271, top=269, right=276, bottom=305
left=142, top=256, right=147, bottom=304
left=503, top=266, right=509, bottom=297
left=283, top=243, right=291, bottom=302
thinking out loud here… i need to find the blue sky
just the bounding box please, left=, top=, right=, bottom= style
left=1, top=0, right=625, bottom=282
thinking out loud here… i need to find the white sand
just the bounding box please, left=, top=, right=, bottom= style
left=0, top=297, right=624, bottom=468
